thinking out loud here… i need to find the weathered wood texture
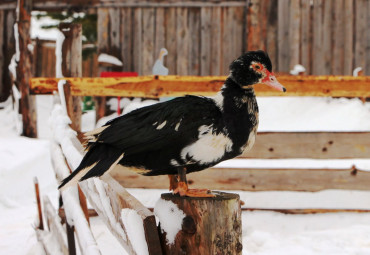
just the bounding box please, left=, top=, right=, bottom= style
left=1, top=1, right=369, bottom=76
left=3, top=10, right=16, bottom=97
left=60, top=23, right=82, bottom=133
left=158, top=192, right=242, bottom=255
left=0, top=10, right=4, bottom=101
left=243, top=132, right=370, bottom=159
left=32, top=40, right=98, bottom=78
left=30, top=75, right=370, bottom=98
left=16, top=0, right=37, bottom=137
left=111, top=166, right=370, bottom=192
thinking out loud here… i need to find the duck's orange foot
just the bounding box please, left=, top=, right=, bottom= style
left=173, top=182, right=215, bottom=197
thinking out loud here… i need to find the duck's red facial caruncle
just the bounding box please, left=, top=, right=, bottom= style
left=251, top=61, right=286, bottom=92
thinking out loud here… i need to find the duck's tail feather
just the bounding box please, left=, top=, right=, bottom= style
left=58, top=144, right=123, bottom=191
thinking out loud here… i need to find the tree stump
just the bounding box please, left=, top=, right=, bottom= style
left=156, top=192, right=242, bottom=255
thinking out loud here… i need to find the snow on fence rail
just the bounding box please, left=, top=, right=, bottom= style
left=47, top=89, right=162, bottom=254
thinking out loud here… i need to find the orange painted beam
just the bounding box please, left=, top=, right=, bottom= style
left=30, top=75, right=370, bottom=98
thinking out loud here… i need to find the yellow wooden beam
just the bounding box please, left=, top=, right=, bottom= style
left=30, top=75, right=370, bottom=98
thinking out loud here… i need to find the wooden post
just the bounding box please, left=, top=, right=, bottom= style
left=59, top=23, right=90, bottom=225
left=157, top=192, right=242, bottom=255
left=66, top=223, right=76, bottom=255
left=59, top=23, right=82, bottom=133
left=16, top=0, right=37, bottom=137
left=34, top=177, right=44, bottom=230
left=0, top=10, right=4, bottom=102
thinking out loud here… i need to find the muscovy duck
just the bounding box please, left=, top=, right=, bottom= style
left=59, top=50, right=286, bottom=197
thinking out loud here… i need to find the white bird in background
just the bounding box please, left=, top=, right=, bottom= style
left=289, top=64, right=306, bottom=75
left=152, top=48, right=169, bottom=75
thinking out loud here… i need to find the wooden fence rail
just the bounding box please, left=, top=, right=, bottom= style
left=30, top=75, right=370, bottom=98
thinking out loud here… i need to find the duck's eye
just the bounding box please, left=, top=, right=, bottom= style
left=252, top=63, right=264, bottom=72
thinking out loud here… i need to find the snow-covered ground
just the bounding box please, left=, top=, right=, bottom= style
left=1, top=95, right=370, bottom=254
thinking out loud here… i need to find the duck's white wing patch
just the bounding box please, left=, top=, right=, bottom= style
left=180, top=125, right=233, bottom=165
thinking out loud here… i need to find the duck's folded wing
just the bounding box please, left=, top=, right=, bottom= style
left=88, top=96, right=222, bottom=155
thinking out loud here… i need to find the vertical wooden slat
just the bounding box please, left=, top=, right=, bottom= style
left=247, top=0, right=262, bottom=51
left=233, top=7, right=244, bottom=58
left=221, top=7, right=233, bottom=74
left=0, top=10, right=4, bottom=101
left=120, top=8, right=132, bottom=71
left=266, top=0, right=278, bottom=70
left=210, top=7, right=221, bottom=75
left=354, top=0, right=367, bottom=70
left=221, top=7, right=244, bottom=74
left=300, top=0, right=311, bottom=74
left=188, top=8, right=200, bottom=75
left=312, top=0, right=323, bottom=75
left=200, top=7, right=211, bottom=75
left=4, top=10, right=15, bottom=89
left=154, top=8, right=165, bottom=62
left=322, top=0, right=333, bottom=75
left=133, top=8, right=142, bottom=74
left=60, top=23, right=82, bottom=134
left=176, top=8, right=189, bottom=75
left=277, top=0, right=290, bottom=72
left=108, top=8, right=121, bottom=61
left=343, top=0, right=354, bottom=75
left=97, top=8, right=109, bottom=54
left=333, top=0, right=344, bottom=75
left=165, top=8, right=176, bottom=74
left=1, top=10, right=15, bottom=101
left=289, top=0, right=300, bottom=70
left=16, top=0, right=37, bottom=138
left=142, top=7, right=155, bottom=75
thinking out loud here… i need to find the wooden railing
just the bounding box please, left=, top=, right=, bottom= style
left=31, top=75, right=370, bottom=97
left=36, top=83, right=162, bottom=255
left=31, top=75, right=370, bottom=193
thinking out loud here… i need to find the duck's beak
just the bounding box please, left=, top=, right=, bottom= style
left=261, top=72, right=286, bottom=92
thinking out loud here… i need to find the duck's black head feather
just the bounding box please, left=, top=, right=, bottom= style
left=229, top=50, right=272, bottom=87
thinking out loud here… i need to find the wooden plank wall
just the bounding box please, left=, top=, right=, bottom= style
left=33, top=40, right=98, bottom=78
left=98, top=3, right=247, bottom=76
left=96, top=0, right=369, bottom=76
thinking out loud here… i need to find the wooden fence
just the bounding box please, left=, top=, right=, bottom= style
left=35, top=84, right=162, bottom=255
left=1, top=0, right=370, bottom=100
left=30, top=74, right=370, bottom=193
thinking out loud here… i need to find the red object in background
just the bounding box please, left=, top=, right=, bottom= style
left=100, top=72, right=138, bottom=115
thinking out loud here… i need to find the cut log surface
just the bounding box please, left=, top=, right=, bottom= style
left=157, top=192, right=242, bottom=255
